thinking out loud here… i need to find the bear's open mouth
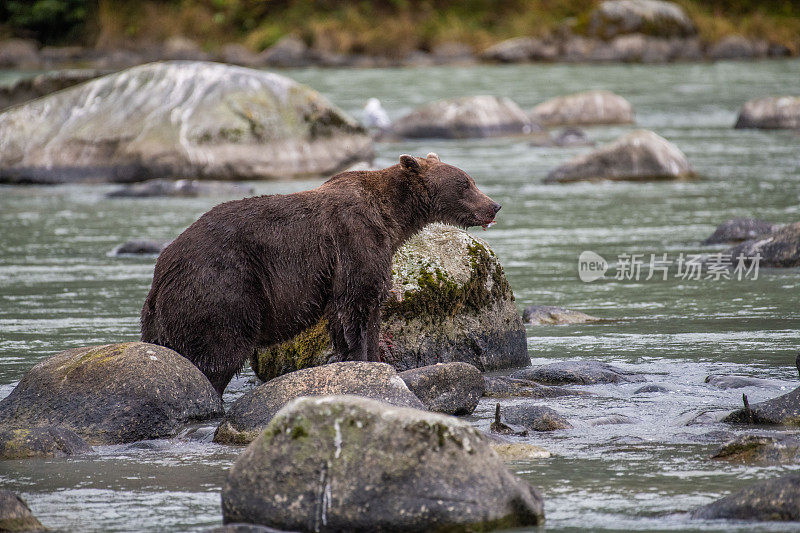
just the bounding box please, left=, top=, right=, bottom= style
left=481, top=218, right=496, bottom=230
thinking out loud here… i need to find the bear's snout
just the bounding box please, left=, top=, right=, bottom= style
left=491, top=202, right=502, bottom=215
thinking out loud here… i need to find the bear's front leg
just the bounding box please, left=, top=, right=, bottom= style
left=328, top=302, right=382, bottom=362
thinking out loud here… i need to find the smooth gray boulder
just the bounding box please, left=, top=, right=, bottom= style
left=0, top=491, right=45, bottom=532
left=545, top=129, right=694, bottom=183
left=250, top=224, right=529, bottom=382
left=399, top=362, right=484, bottom=415
left=0, top=61, right=373, bottom=184
left=0, top=39, right=40, bottom=68
left=691, top=474, right=800, bottom=521
left=483, top=377, right=584, bottom=398
left=0, top=69, right=108, bottom=110
left=107, top=179, right=254, bottom=198
left=480, top=37, right=558, bottom=62
left=587, top=0, right=697, bottom=39
left=111, top=239, right=170, bottom=255
left=214, top=362, right=424, bottom=445
left=708, top=35, right=767, bottom=61
left=703, top=218, right=783, bottom=244
left=0, top=343, right=223, bottom=445
left=523, top=305, right=600, bottom=325
left=724, top=222, right=800, bottom=268
left=221, top=395, right=545, bottom=531
left=712, top=435, right=800, bottom=465
left=724, top=383, right=800, bottom=426
left=393, top=95, right=535, bottom=138
left=735, top=96, right=800, bottom=129
left=634, top=384, right=670, bottom=394
left=529, top=90, right=634, bottom=127
left=510, top=360, right=645, bottom=385
left=704, top=374, right=784, bottom=390
left=503, top=404, right=573, bottom=431
left=0, top=425, right=92, bottom=460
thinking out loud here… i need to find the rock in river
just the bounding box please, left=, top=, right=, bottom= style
left=107, top=179, right=254, bottom=198
left=0, top=425, right=92, bottom=460
left=522, top=305, right=600, bottom=325
left=249, top=224, right=529, bottom=382
left=712, top=434, right=800, bottom=465
left=111, top=239, right=170, bottom=256
left=399, top=362, right=484, bottom=415
left=545, top=129, right=694, bottom=183
left=587, top=0, right=697, bottom=39
left=393, top=95, right=534, bottom=138
left=510, top=360, right=645, bottom=385
left=704, top=374, right=784, bottom=390
left=690, top=474, right=800, bottom=521
left=214, top=362, right=424, bottom=445
left=0, top=69, right=108, bottom=111
left=735, top=96, right=800, bottom=129
left=0, top=342, right=223, bottom=445
left=529, top=90, right=634, bottom=127
left=724, top=382, right=800, bottom=426
left=0, top=61, right=373, bottom=184
left=221, top=395, right=545, bottom=531
left=702, top=218, right=783, bottom=245
left=503, top=404, right=573, bottom=431
left=0, top=490, right=45, bottom=532
left=724, top=221, right=800, bottom=268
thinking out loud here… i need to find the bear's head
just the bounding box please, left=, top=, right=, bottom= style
left=400, top=153, right=501, bottom=230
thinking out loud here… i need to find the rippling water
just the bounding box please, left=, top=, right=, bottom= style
left=1, top=59, right=799, bottom=532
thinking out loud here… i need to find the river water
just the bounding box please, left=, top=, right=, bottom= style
left=1, top=59, right=799, bottom=532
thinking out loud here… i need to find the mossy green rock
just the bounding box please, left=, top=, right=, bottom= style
left=0, top=491, right=46, bottom=532
left=0, top=425, right=92, bottom=460
left=0, top=61, right=372, bottom=183
left=0, top=343, right=223, bottom=445
left=221, top=395, right=545, bottom=531
left=250, top=224, right=528, bottom=381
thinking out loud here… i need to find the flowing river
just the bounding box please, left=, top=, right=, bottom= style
left=1, top=59, right=799, bottom=532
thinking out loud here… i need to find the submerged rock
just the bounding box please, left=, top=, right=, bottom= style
left=634, top=384, right=670, bottom=394
left=703, top=218, right=783, bottom=245
left=111, top=239, right=170, bottom=255
left=249, top=224, right=529, bottom=382
left=735, top=96, right=800, bottom=130
left=393, top=95, right=534, bottom=138
left=587, top=0, right=697, bottom=39
left=0, top=69, right=108, bottom=111
left=529, top=90, right=634, bottom=126
left=107, top=179, right=254, bottom=198
left=0, top=425, right=92, bottom=460
left=214, top=362, right=424, bottom=445
left=221, top=395, right=545, bottom=530
left=587, top=414, right=639, bottom=426
left=503, top=404, right=573, bottom=431
left=398, top=362, right=484, bottom=415
left=690, top=474, right=800, bottom=521
left=0, top=343, right=223, bottom=445
left=483, top=376, right=582, bottom=398
left=724, top=383, right=800, bottom=426
left=724, top=222, right=800, bottom=268
left=545, top=129, right=694, bottom=183
left=712, top=434, right=800, bottom=465
left=510, top=360, right=645, bottom=385
left=522, top=305, right=600, bottom=325
left=0, top=61, right=372, bottom=184
left=705, top=374, right=785, bottom=390
left=0, top=490, right=45, bottom=532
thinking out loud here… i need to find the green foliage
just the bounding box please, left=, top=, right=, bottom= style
left=1, top=0, right=91, bottom=44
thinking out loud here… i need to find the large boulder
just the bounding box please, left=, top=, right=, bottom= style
left=545, top=129, right=694, bottom=183
left=724, top=382, right=800, bottom=426
left=712, top=435, right=800, bottom=465
left=480, top=37, right=558, bottom=63
left=399, top=362, right=484, bottom=415
left=735, top=96, right=800, bottom=130
left=724, top=222, right=800, bottom=268
left=510, top=360, right=645, bottom=385
left=0, top=343, right=223, bottom=445
left=0, top=61, right=373, bottom=184
left=690, top=474, right=800, bottom=521
left=0, top=491, right=45, bottom=532
left=708, top=35, right=768, bottom=61
left=214, top=362, right=424, bottom=445
left=106, top=178, right=254, bottom=198
left=221, top=395, right=545, bottom=531
left=703, top=218, right=783, bottom=245
left=249, top=224, right=529, bottom=382
left=0, top=69, right=107, bottom=111
left=0, top=425, right=92, bottom=460
left=502, top=404, right=573, bottom=431
left=587, top=0, right=697, bottom=39
left=529, top=90, right=634, bottom=127
left=393, top=96, right=535, bottom=138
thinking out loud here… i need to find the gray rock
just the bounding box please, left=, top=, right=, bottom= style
left=399, top=362, right=484, bottom=415
left=259, top=36, right=311, bottom=67
left=430, top=42, right=475, bottom=64
left=0, top=69, right=108, bottom=111
left=221, top=395, right=545, bottom=530
left=561, top=36, right=604, bottom=62
left=587, top=0, right=697, bottom=39
left=634, top=384, right=670, bottom=394
left=0, top=425, right=93, bottom=460
left=705, top=374, right=785, bottom=390
left=0, top=491, right=45, bottom=532
left=703, top=218, right=783, bottom=244
left=218, top=44, right=262, bottom=67
left=553, top=128, right=594, bottom=147
left=214, top=362, right=425, bottom=445
left=0, top=61, right=372, bottom=184
left=39, top=45, right=88, bottom=66
left=503, top=404, right=572, bottom=431
left=162, top=36, right=210, bottom=61
left=0, top=343, right=223, bottom=445
left=724, top=222, right=800, bottom=268
left=106, top=179, right=254, bottom=198
left=111, top=240, right=170, bottom=255
left=0, top=39, right=40, bottom=69
left=708, top=35, right=767, bottom=61
left=523, top=305, right=600, bottom=325
left=735, top=96, right=800, bottom=130
left=529, top=90, right=634, bottom=127
left=480, top=37, right=558, bottom=63
left=483, top=377, right=584, bottom=398
left=393, top=96, right=534, bottom=138
left=545, top=129, right=694, bottom=183
left=690, top=474, right=800, bottom=521
left=250, top=224, right=529, bottom=382
left=489, top=442, right=551, bottom=460
left=587, top=414, right=639, bottom=426
left=712, top=434, right=800, bottom=465
left=510, top=360, right=645, bottom=385
left=724, top=382, right=800, bottom=426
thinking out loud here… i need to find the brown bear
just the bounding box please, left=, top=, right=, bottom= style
left=141, top=153, right=501, bottom=395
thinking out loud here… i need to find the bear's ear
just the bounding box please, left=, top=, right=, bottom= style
left=426, top=152, right=440, bottom=162
left=400, top=154, right=421, bottom=173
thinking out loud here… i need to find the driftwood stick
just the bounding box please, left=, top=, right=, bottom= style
left=743, top=393, right=754, bottom=424
left=494, top=403, right=501, bottom=425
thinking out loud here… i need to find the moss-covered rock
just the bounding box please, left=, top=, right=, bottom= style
left=0, top=61, right=373, bottom=184
left=724, top=383, right=800, bottom=426
left=690, top=474, right=800, bottom=521
left=0, top=425, right=92, bottom=460
left=221, top=395, right=545, bottom=531
left=712, top=435, right=800, bottom=465
left=250, top=224, right=529, bottom=382
left=0, top=343, right=223, bottom=445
